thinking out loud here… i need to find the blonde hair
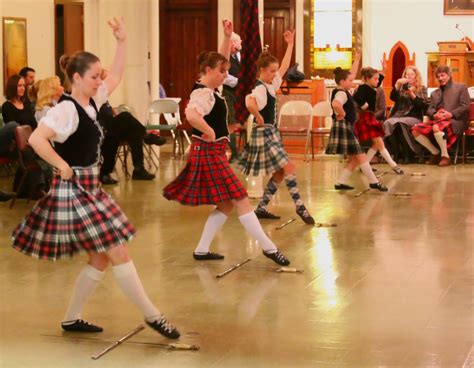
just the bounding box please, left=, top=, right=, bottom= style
left=402, top=66, right=423, bottom=93
left=35, top=76, right=62, bottom=111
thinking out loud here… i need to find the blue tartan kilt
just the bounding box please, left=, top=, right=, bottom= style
left=325, top=119, right=364, bottom=156
left=12, top=164, right=136, bottom=260
left=237, top=124, right=289, bottom=176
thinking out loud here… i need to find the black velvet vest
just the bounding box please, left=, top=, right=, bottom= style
left=331, top=89, right=356, bottom=124
left=55, top=95, right=104, bottom=167
left=255, top=80, right=277, bottom=126
left=191, top=83, right=229, bottom=140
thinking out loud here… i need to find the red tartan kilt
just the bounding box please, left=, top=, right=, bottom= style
left=412, top=120, right=457, bottom=148
left=354, top=111, right=385, bottom=142
left=163, top=138, right=247, bottom=206
left=12, top=165, right=136, bottom=260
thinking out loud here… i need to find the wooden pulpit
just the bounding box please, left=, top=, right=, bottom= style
left=427, top=40, right=474, bottom=87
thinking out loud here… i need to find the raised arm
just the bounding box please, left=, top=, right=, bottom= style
left=278, top=30, right=295, bottom=77
left=103, top=18, right=126, bottom=96
left=218, top=20, right=233, bottom=60
left=350, top=49, right=362, bottom=78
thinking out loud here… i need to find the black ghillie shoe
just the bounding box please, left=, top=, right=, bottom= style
left=61, top=319, right=103, bottom=333
left=262, top=250, right=290, bottom=266
left=193, top=252, right=225, bottom=260
left=146, top=315, right=180, bottom=339
left=255, top=209, right=281, bottom=220
left=369, top=182, right=388, bottom=192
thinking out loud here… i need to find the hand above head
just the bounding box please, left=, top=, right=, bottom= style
left=222, top=20, right=233, bottom=38
left=108, top=17, right=126, bottom=42
left=380, top=57, right=387, bottom=73
left=283, top=30, right=295, bottom=45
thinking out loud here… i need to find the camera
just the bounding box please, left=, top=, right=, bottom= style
left=401, top=83, right=411, bottom=91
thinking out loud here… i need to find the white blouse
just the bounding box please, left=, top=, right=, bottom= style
left=186, top=87, right=216, bottom=117
left=246, top=72, right=283, bottom=110
left=39, top=84, right=108, bottom=143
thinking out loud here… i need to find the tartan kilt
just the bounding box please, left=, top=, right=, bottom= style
left=325, top=119, right=364, bottom=156
left=12, top=164, right=136, bottom=261
left=237, top=124, right=289, bottom=176
left=354, top=111, right=385, bottom=142
left=163, top=137, right=247, bottom=206
left=412, top=119, right=457, bottom=148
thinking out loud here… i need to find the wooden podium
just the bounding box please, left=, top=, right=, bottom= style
left=276, top=79, right=326, bottom=154
left=426, top=40, right=474, bottom=87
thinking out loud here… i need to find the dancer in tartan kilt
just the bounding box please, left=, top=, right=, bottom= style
left=238, top=30, right=315, bottom=225
left=353, top=67, right=404, bottom=175
left=163, top=20, right=290, bottom=266
left=325, top=65, right=388, bottom=192
left=11, top=18, right=179, bottom=339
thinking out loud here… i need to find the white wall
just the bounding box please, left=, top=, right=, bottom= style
left=0, top=0, right=55, bottom=103
left=363, top=0, right=473, bottom=85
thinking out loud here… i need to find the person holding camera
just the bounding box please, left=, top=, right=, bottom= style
left=383, top=66, right=428, bottom=163
left=412, top=65, right=470, bottom=166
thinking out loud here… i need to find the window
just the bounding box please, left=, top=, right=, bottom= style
left=307, top=0, right=361, bottom=76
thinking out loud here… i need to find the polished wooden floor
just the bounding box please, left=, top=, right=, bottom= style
left=0, top=155, right=473, bottom=367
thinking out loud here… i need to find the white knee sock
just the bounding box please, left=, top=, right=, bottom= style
left=63, top=265, right=105, bottom=323
left=112, top=261, right=161, bottom=322
left=194, top=210, right=228, bottom=254
left=366, top=148, right=377, bottom=163
left=337, top=168, right=353, bottom=185
left=415, top=134, right=440, bottom=155
left=359, top=162, right=378, bottom=184
left=238, top=212, right=277, bottom=253
left=434, top=131, right=449, bottom=158
left=380, top=148, right=398, bottom=168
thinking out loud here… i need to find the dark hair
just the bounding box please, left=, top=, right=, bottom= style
left=197, top=51, right=228, bottom=74
left=19, top=67, right=35, bottom=77
left=360, top=67, right=378, bottom=80
left=257, top=50, right=279, bottom=69
left=64, top=51, right=101, bottom=82
left=333, top=67, right=351, bottom=85
left=5, top=74, right=24, bottom=101
left=435, top=65, right=451, bottom=76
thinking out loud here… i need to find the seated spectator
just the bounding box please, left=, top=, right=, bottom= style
left=2, top=74, right=37, bottom=129
left=384, top=66, right=429, bottom=163
left=19, top=66, right=36, bottom=109
left=1, top=75, right=48, bottom=198
left=412, top=65, right=470, bottom=166
left=32, top=76, right=64, bottom=121
left=99, top=102, right=166, bottom=184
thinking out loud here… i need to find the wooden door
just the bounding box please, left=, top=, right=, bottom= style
left=263, top=0, right=295, bottom=67
left=55, top=1, right=84, bottom=76
left=160, top=0, right=217, bottom=102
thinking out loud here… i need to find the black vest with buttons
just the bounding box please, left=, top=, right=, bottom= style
left=55, top=94, right=103, bottom=167
left=331, top=89, right=357, bottom=124
left=255, top=80, right=277, bottom=125
left=191, top=83, right=229, bottom=140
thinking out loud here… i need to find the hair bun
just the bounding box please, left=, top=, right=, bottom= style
left=333, top=67, right=343, bottom=75
left=197, top=51, right=210, bottom=65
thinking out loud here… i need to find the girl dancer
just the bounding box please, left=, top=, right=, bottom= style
left=238, top=31, right=315, bottom=225
left=326, top=67, right=388, bottom=191
left=353, top=67, right=404, bottom=174
left=163, top=21, right=290, bottom=266
left=12, top=18, right=179, bottom=339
